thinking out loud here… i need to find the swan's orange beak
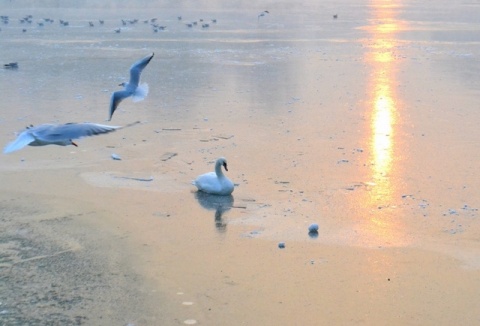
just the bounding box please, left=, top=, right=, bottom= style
left=71, top=141, right=78, bottom=147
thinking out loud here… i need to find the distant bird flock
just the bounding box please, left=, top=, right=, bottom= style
left=0, top=13, right=219, bottom=34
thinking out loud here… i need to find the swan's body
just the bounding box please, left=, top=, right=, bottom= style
left=108, top=53, right=154, bottom=121
left=194, top=157, right=234, bottom=195
left=3, top=122, right=137, bottom=154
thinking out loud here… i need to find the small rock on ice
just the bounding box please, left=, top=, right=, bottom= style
left=308, top=223, right=319, bottom=232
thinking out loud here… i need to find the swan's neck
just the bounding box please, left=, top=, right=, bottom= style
left=215, top=162, right=225, bottom=178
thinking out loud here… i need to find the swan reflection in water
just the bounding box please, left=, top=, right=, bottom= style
left=194, top=191, right=234, bottom=232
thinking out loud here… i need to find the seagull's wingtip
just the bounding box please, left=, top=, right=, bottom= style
left=3, top=144, right=17, bottom=154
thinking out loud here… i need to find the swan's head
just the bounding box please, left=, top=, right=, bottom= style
left=217, top=157, right=228, bottom=171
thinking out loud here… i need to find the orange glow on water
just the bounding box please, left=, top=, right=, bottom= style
left=371, top=70, right=395, bottom=200
left=360, top=0, right=407, bottom=246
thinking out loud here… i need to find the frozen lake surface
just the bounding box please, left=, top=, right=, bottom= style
left=1, top=1, right=480, bottom=325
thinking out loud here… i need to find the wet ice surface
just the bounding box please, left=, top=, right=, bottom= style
left=0, top=195, right=163, bottom=325
left=1, top=1, right=480, bottom=325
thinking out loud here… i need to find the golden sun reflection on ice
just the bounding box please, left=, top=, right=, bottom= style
left=371, top=72, right=395, bottom=201
left=359, top=1, right=407, bottom=246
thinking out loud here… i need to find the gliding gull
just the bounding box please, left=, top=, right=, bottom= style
left=3, top=121, right=139, bottom=154
left=108, top=53, right=154, bottom=121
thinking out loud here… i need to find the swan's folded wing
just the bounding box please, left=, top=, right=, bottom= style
left=3, top=130, right=35, bottom=153
left=194, top=172, right=218, bottom=192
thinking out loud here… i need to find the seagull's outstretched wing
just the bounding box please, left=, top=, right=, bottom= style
left=108, top=90, right=131, bottom=121
left=3, top=122, right=139, bottom=154
left=39, top=123, right=121, bottom=143
left=128, top=52, right=154, bottom=88
left=3, top=130, right=35, bottom=153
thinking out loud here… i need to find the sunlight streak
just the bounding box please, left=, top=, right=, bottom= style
left=371, top=71, right=395, bottom=200
left=360, top=0, right=406, bottom=246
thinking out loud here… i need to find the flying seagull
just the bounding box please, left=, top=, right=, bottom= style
left=258, top=10, right=269, bottom=21
left=108, top=53, right=154, bottom=121
left=3, top=121, right=139, bottom=154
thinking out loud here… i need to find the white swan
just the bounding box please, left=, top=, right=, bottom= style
left=194, top=157, right=234, bottom=195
